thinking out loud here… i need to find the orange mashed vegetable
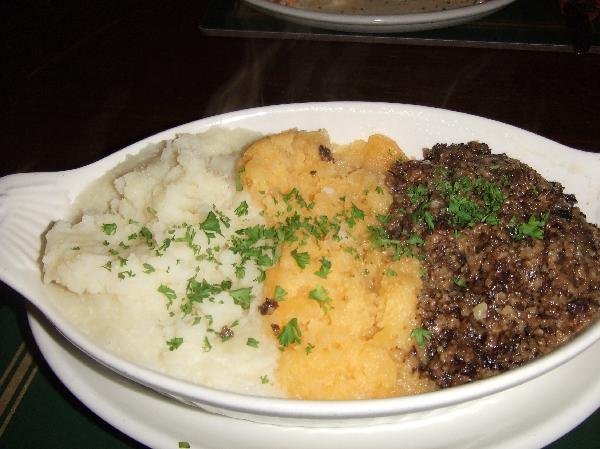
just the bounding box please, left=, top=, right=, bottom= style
left=240, top=130, right=437, bottom=399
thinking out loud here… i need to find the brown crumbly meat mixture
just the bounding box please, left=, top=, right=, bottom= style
left=386, top=142, right=600, bottom=388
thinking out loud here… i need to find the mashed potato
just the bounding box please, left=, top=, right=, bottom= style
left=43, top=128, right=282, bottom=396
left=43, top=127, right=437, bottom=400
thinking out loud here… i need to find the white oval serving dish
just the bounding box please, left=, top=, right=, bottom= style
left=1, top=102, right=599, bottom=426
left=243, top=0, right=518, bottom=33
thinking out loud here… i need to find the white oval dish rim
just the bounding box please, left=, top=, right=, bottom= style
left=29, top=312, right=600, bottom=449
left=0, top=102, right=599, bottom=424
left=242, top=0, right=518, bottom=32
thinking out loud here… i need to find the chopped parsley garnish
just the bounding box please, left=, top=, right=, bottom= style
left=413, top=202, right=435, bottom=230
left=181, top=278, right=226, bottom=314
left=101, top=223, right=117, bottom=235
left=376, top=214, right=391, bottom=224
left=71, top=246, right=80, bottom=250
left=178, top=442, right=191, bottom=449
left=229, top=287, right=253, bottom=309
left=212, top=205, right=231, bottom=228
left=147, top=206, right=157, bottom=216
left=158, top=284, right=177, bottom=307
left=235, top=168, right=245, bottom=191
left=314, top=257, right=332, bottom=279
left=385, top=268, right=397, bottom=276
left=375, top=186, right=384, bottom=194
left=305, top=343, right=315, bottom=355
left=274, top=285, right=287, bottom=301
left=102, top=261, right=112, bottom=271
left=512, top=212, right=550, bottom=241
left=411, top=327, right=432, bottom=347
left=308, top=286, right=332, bottom=311
left=291, top=248, right=310, bottom=269
left=406, top=234, right=424, bottom=246
left=143, top=263, right=155, bottom=274
left=260, top=374, right=269, bottom=384
left=255, top=269, right=266, bottom=283
left=117, top=270, right=134, bottom=279
left=350, top=203, right=365, bottom=220
left=234, top=200, right=249, bottom=217
left=202, top=336, right=212, bottom=352
left=166, top=337, right=183, bottom=351
left=452, top=276, right=466, bottom=288
left=278, top=318, right=302, bottom=347
left=283, top=187, right=310, bottom=209
left=199, top=211, right=222, bottom=238
left=407, top=184, right=429, bottom=204
left=446, top=177, right=505, bottom=229
left=246, top=337, right=259, bottom=348
left=138, top=227, right=154, bottom=247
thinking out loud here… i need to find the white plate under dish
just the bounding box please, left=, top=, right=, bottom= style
left=29, top=312, right=600, bottom=449
left=243, top=0, right=518, bottom=33
left=1, top=102, right=600, bottom=426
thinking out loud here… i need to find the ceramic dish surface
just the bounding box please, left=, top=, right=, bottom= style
left=243, top=0, right=518, bottom=33
left=1, top=102, right=599, bottom=426
left=29, top=312, right=600, bottom=449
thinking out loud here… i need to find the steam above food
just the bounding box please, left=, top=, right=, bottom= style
left=42, top=128, right=600, bottom=400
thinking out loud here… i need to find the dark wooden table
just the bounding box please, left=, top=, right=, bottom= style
left=1, top=1, right=599, bottom=447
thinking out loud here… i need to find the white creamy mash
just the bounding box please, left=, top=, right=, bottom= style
left=42, top=128, right=282, bottom=396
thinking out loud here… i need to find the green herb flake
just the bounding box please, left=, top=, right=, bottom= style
left=230, top=287, right=254, bottom=309
left=314, top=257, right=332, bottom=279
left=260, top=374, right=269, bottom=384
left=235, top=168, right=245, bottom=192
left=376, top=214, right=391, bottom=224
left=246, top=337, right=259, bottom=348
left=291, top=248, right=310, bottom=269
left=71, top=246, right=80, bottom=250
left=350, top=203, right=365, bottom=220
left=158, top=284, right=177, bottom=307
left=200, top=211, right=222, bottom=237
left=407, top=184, right=429, bottom=204
left=139, top=227, right=154, bottom=247
left=410, top=327, right=432, bottom=347
left=212, top=205, right=231, bottom=229
left=407, top=234, right=424, bottom=246
left=234, top=200, right=249, bottom=217
left=305, top=343, right=315, bottom=355
left=274, top=285, right=287, bottom=301
left=513, top=212, right=550, bottom=241
left=202, top=336, right=212, bottom=352
left=147, top=206, right=157, bottom=216
left=452, top=276, right=467, bottom=288
left=179, top=442, right=191, bottom=449
left=385, top=268, right=397, bottom=276
left=278, top=317, right=302, bottom=347
left=117, top=270, right=134, bottom=280
left=375, top=186, right=384, bottom=195
left=308, top=286, right=333, bottom=311
left=102, top=261, right=112, bottom=272
left=166, top=337, right=183, bottom=351
left=101, top=223, right=117, bottom=236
